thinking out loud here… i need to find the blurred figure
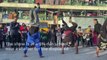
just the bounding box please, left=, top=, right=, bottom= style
left=24, top=26, right=44, bottom=58
left=96, top=19, right=107, bottom=57
left=56, top=28, right=62, bottom=47
left=84, top=26, right=93, bottom=47
left=77, top=26, right=83, bottom=46
left=93, top=19, right=102, bottom=45
left=34, top=3, right=40, bottom=23
left=3, top=25, right=8, bottom=47
left=10, top=17, right=20, bottom=50
left=0, top=24, right=3, bottom=48
left=50, top=29, right=56, bottom=47
left=61, top=17, right=78, bottom=54
left=20, top=23, right=28, bottom=47
left=29, top=3, right=40, bottom=23
left=40, top=29, right=48, bottom=47
left=6, top=24, right=11, bottom=47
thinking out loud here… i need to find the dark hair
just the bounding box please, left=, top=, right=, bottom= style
left=34, top=6, right=37, bottom=8
left=37, top=3, right=40, bottom=5
left=94, top=19, right=98, bottom=23
left=29, top=26, right=39, bottom=35
left=78, top=26, right=81, bottom=28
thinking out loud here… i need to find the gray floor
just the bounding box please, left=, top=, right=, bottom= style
left=0, top=47, right=107, bottom=60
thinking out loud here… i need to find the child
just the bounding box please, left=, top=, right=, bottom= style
left=24, top=25, right=44, bottom=58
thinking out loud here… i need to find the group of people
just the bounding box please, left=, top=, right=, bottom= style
left=76, top=19, right=101, bottom=47
left=0, top=16, right=106, bottom=57
left=0, top=3, right=107, bottom=58
left=0, top=17, right=28, bottom=49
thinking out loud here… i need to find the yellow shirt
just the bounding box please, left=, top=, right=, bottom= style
left=85, top=28, right=91, bottom=33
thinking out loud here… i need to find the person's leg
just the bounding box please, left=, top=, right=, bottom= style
left=31, top=18, right=34, bottom=23
left=0, top=41, right=2, bottom=48
left=96, top=47, right=100, bottom=57
left=23, top=34, right=26, bottom=46
left=23, top=33, right=27, bottom=47
left=15, top=35, right=20, bottom=50
left=75, top=41, right=78, bottom=54
left=36, top=15, right=39, bottom=24
left=24, top=42, right=29, bottom=57
left=61, top=43, right=65, bottom=54
left=59, top=39, right=61, bottom=47
left=35, top=42, right=43, bottom=58
left=90, top=38, right=93, bottom=46
left=12, top=35, right=16, bottom=51
left=57, top=38, right=59, bottom=46
left=81, top=37, right=85, bottom=47
left=96, top=39, right=101, bottom=57
left=3, top=35, right=7, bottom=48
left=18, top=34, right=22, bottom=48
left=77, top=37, right=80, bottom=46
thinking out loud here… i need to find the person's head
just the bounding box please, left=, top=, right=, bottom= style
left=22, top=23, right=26, bottom=26
left=37, top=3, right=40, bottom=5
left=93, top=19, right=98, bottom=24
left=34, top=6, right=37, bottom=9
left=78, top=26, right=81, bottom=29
left=88, top=25, right=91, bottom=28
left=14, top=17, right=18, bottom=22
left=29, top=25, right=39, bottom=35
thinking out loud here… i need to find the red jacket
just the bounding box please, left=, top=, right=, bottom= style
left=20, top=26, right=28, bottom=33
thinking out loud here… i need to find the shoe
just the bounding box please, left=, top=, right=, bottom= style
left=24, top=55, right=28, bottom=57
left=61, top=52, right=64, bottom=54
left=40, top=56, right=44, bottom=58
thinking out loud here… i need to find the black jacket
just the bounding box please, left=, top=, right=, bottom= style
left=0, top=29, right=3, bottom=41
left=10, top=22, right=20, bottom=35
left=94, top=23, right=102, bottom=34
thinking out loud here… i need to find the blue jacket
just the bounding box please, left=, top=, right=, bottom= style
left=26, top=32, right=40, bottom=43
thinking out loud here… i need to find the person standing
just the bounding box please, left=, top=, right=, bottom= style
left=56, top=28, right=62, bottom=47
left=10, top=17, right=20, bottom=50
left=20, top=23, right=28, bottom=47
left=33, top=3, right=40, bottom=24
left=85, top=26, right=93, bottom=47
left=0, top=24, right=3, bottom=48
left=3, top=25, right=8, bottom=47
left=50, top=29, right=56, bottom=47
left=93, top=19, right=102, bottom=45
left=77, top=26, right=83, bottom=46
left=29, top=3, right=40, bottom=23
left=29, top=7, right=35, bottom=23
